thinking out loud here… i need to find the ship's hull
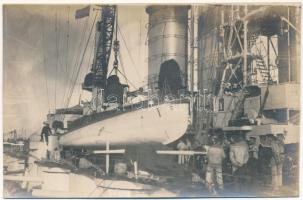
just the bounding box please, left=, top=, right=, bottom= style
left=59, top=102, right=189, bottom=146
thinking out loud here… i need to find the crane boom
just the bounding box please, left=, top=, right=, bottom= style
left=91, top=5, right=116, bottom=88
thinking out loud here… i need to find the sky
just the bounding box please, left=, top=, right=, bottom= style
left=3, top=5, right=148, bottom=135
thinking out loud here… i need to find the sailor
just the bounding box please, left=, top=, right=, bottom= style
left=177, top=139, right=187, bottom=165
left=246, top=136, right=260, bottom=188
left=229, top=134, right=249, bottom=173
left=40, top=122, right=51, bottom=145
left=53, top=147, right=61, bottom=161
left=269, top=134, right=285, bottom=191
left=258, top=135, right=273, bottom=185
left=205, top=135, right=225, bottom=192
left=248, top=136, right=259, bottom=160
left=276, top=133, right=285, bottom=187
left=185, top=138, right=192, bottom=165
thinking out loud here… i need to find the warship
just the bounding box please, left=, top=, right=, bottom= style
left=3, top=4, right=300, bottom=198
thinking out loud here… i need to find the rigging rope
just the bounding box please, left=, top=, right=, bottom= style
left=85, top=35, right=96, bottom=73
left=65, top=6, right=70, bottom=74
left=71, top=36, right=95, bottom=111
left=117, top=24, right=142, bottom=82
left=62, top=16, right=89, bottom=107
left=61, top=6, right=71, bottom=107
left=41, top=13, right=50, bottom=113
left=64, top=16, right=91, bottom=107
left=65, top=13, right=98, bottom=108
left=138, top=14, right=142, bottom=65
left=54, top=11, right=61, bottom=110
left=84, top=10, right=101, bottom=74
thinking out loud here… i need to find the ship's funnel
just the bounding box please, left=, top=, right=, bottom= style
left=146, top=6, right=189, bottom=92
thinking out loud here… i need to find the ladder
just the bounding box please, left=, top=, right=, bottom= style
left=255, top=55, right=269, bottom=82
left=250, top=34, right=270, bottom=83
left=249, top=33, right=270, bottom=83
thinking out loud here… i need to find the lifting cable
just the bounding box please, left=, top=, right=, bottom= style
left=65, top=13, right=98, bottom=108
left=110, top=22, right=138, bottom=90
left=118, top=53, right=129, bottom=86
left=118, top=59, right=138, bottom=90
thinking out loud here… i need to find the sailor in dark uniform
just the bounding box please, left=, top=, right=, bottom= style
left=41, top=122, right=51, bottom=145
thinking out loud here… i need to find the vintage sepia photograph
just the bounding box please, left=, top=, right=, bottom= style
left=2, top=2, right=301, bottom=198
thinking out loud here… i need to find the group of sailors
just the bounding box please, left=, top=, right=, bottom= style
left=177, top=131, right=286, bottom=194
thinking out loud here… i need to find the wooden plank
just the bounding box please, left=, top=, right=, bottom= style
left=93, top=149, right=125, bottom=154
left=3, top=142, right=24, bottom=146
left=4, top=175, right=43, bottom=182
left=222, top=126, right=252, bottom=132
left=156, top=150, right=206, bottom=155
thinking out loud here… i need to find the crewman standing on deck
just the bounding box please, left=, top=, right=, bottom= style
left=205, top=135, right=225, bottom=192
left=269, top=134, right=285, bottom=191
left=185, top=138, right=192, bottom=165
left=177, top=139, right=187, bottom=165
left=229, top=134, right=249, bottom=173
left=248, top=136, right=259, bottom=160
left=40, top=122, right=51, bottom=145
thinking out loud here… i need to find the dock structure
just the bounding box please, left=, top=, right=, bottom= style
left=194, top=5, right=300, bottom=144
